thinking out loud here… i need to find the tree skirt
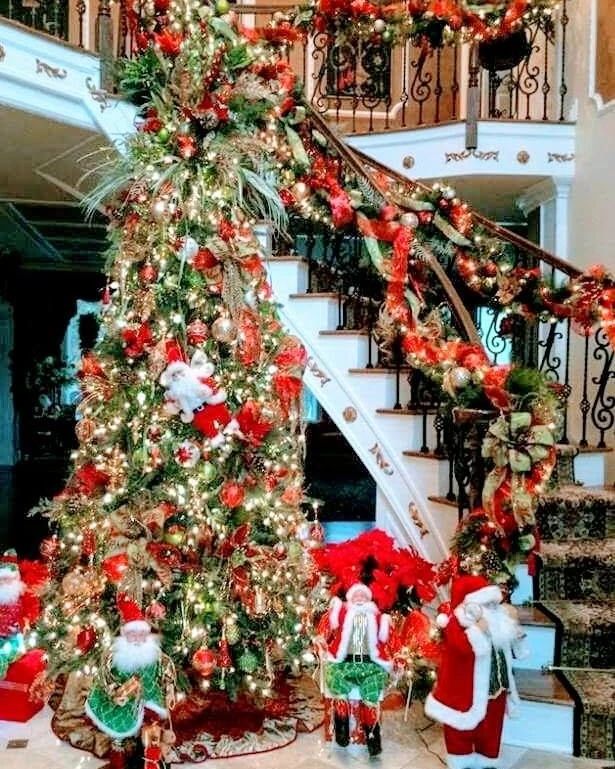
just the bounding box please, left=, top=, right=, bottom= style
left=50, top=673, right=323, bottom=763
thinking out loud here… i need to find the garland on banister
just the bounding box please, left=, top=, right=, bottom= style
left=112, top=0, right=611, bottom=593
left=292, top=0, right=558, bottom=47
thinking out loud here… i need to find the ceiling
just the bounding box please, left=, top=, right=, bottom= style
left=422, top=174, right=547, bottom=223
left=0, top=105, right=111, bottom=271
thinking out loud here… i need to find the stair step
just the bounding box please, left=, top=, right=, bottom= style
left=537, top=484, right=615, bottom=541
left=514, top=607, right=556, bottom=671
left=540, top=600, right=615, bottom=669
left=539, top=538, right=615, bottom=601
left=403, top=450, right=447, bottom=460
left=265, top=255, right=306, bottom=263
left=319, top=329, right=369, bottom=336
left=514, top=668, right=574, bottom=706
left=376, top=407, right=439, bottom=415
left=349, top=367, right=411, bottom=374
left=290, top=292, right=341, bottom=299
left=517, top=605, right=555, bottom=627
left=562, top=670, right=615, bottom=758
left=427, top=495, right=457, bottom=508
left=503, top=668, right=574, bottom=752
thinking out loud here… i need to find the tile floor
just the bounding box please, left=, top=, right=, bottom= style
left=0, top=707, right=606, bottom=769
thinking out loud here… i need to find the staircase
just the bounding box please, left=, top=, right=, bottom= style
left=265, top=252, right=613, bottom=757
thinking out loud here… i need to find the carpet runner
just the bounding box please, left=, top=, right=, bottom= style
left=537, top=485, right=615, bottom=760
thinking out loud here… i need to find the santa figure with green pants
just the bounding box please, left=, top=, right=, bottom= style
left=85, top=594, right=173, bottom=767
left=321, top=582, right=392, bottom=757
left=425, top=575, right=528, bottom=769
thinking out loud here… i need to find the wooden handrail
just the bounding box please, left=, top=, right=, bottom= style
left=350, top=147, right=582, bottom=279
left=308, top=108, right=484, bottom=348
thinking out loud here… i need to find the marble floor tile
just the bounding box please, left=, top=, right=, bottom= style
left=0, top=709, right=608, bottom=769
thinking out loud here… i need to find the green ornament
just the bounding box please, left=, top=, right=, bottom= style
left=202, top=462, right=217, bottom=484
left=226, top=624, right=240, bottom=645
left=238, top=650, right=258, bottom=673
left=382, top=29, right=393, bottom=42
left=215, top=0, right=230, bottom=14
left=157, top=127, right=170, bottom=143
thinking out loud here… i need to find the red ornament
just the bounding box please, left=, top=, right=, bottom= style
left=139, top=263, right=158, bottom=284
left=219, top=481, right=245, bottom=509
left=218, top=639, right=232, bottom=668
left=186, top=319, right=209, bottom=345
left=76, top=626, right=96, bottom=653
left=192, top=647, right=217, bottom=677
left=176, top=135, right=198, bottom=159
left=102, top=553, right=130, bottom=584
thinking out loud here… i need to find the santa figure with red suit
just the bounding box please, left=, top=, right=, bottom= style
left=0, top=552, right=46, bottom=679
left=425, top=575, right=529, bottom=769
left=318, top=582, right=392, bottom=756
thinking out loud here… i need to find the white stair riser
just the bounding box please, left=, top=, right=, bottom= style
left=573, top=453, right=606, bottom=487
left=374, top=412, right=438, bottom=455
left=503, top=699, right=573, bottom=754
left=513, top=625, right=555, bottom=670
left=266, top=259, right=307, bottom=296
left=316, top=335, right=372, bottom=370
left=287, top=296, right=341, bottom=333
left=348, top=373, right=412, bottom=413
left=511, top=564, right=533, bottom=605
left=402, top=455, right=453, bottom=498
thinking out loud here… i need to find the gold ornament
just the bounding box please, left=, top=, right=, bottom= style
left=225, top=623, right=241, bottom=645
left=75, top=418, right=96, bottom=443
left=211, top=316, right=238, bottom=343
left=252, top=586, right=269, bottom=617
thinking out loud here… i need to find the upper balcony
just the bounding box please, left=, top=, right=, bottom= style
left=0, top=0, right=575, bottom=182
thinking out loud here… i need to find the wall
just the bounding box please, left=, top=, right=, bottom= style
left=568, top=0, right=615, bottom=271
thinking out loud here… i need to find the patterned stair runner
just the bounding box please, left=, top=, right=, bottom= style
left=537, top=486, right=615, bottom=759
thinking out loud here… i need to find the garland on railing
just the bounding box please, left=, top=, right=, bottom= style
left=292, top=0, right=558, bottom=47
left=111, top=0, right=612, bottom=588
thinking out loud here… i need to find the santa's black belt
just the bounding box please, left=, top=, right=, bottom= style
left=344, top=654, right=371, bottom=663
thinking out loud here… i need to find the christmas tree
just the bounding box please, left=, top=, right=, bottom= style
left=36, top=0, right=320, bottom=727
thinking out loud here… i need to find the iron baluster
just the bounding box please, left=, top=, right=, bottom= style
left=579, top=334, right=590, bottom=447
left=590, top=328, right=615, bottom=449
left=559, top=0, right=568, bottom=120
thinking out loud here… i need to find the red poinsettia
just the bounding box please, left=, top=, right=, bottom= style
left=236, top=401, right=273, bottom=447
left=192, top=248, right=218, bottom=272
left=482, top=364, right=512, bottom=410
left=219, top=481, right=245, bottom=509
left=122, top=323, right=153, bottom=358
left=154, top=28, right=183, bottom=56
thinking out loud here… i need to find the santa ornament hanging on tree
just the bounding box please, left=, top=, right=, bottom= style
left=425, top=575, right=528, bottom=769
left=0, top=552, right=46, bottom=679
left=85, top=594, right=175, bottom=769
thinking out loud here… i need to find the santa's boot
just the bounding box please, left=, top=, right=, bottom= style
left=333, top=699, right=350, bottom=747
left=105, top=741, right=127, bottom=769
left=360, top=703, right=382, bottom=757
left=475, top=754, right=499, bottom=769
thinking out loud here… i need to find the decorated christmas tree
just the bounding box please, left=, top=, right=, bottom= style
left=35, top=2, right=323, bottom=756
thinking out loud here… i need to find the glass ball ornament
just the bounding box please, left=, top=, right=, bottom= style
left=400, top=212, right=419, bottom=228
left=211, top=316, right=238, bottom=343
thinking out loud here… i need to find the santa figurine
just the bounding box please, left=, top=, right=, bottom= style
left=319, top=582, right=392, bottom=756
left=425, top=575, right=529, bottom=769
left=0, top=552, right=44, bottom=679
left=85, top=594, right=174, bottom=768
left=159, top=350, right=238, bottom=447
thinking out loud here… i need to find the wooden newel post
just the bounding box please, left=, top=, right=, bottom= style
left=96, top=0, right=114, bottom=91
left=465, top=42, right=480, bottom=150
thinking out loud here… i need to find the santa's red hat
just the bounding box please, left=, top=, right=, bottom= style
left=117, top=593, right=150, bottom=634
left=165, top=339, right=187, bottom=364
left=451, top=574, right=502, bottom=610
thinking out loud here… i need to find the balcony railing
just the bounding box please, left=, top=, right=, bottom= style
left=0, top=0, right=570, bottom=133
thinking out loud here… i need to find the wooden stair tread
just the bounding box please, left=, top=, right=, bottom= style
left=427, top=495, right=457, bottom=508
left=516, top=605, right=556, bottom=628
left=556, top=443, right=613, bottom=454
left=264, top=255, right=306, bottom=263
left=319, top=329, right=369, bottom=336
left=514, top=669, right=574, bottom=707
left=403, top=450, right=447, bottom=460
left=289, top=292, right=341, bottom=299
left=376, top=407, right=439, bottom=416
left=349, top=367, right=411, bottom=374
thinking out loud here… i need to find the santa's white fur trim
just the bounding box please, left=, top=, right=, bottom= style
left=144, top=700, right=168, bottom=719
left=475, top=753, right=500, bottom=769
left=327, top=602, right=392, bottom=672
left=0, top=564, right=19, bottom=577
left=425, top=618, right=519, bottom=731
left=436, top=613, right=450, bottom=629
left=463, top=585, right=502, bottom=607
left=378, top=613, right=390, bottom=643
left=329, top=597, right=343, bottom=630
left=0, top=578, right=24, bottom=605
left=122, top=619, right=151, bottom=635
left=346, top=583, right=372, bottom=602
left=446, top=753, right=477, bottom=769
left=85, top=699, right=144, bottom=740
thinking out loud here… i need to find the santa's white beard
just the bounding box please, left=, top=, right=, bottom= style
left=112, top=633, right=161, bottom=674
left=0, top=580, right=24, bottom=606
left=169, top=374, right=206, bottom=410
left=482, top=606, right=520, bottom=650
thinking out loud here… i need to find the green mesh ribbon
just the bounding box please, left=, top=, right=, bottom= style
left=325, top=660, right=389, bottom=706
